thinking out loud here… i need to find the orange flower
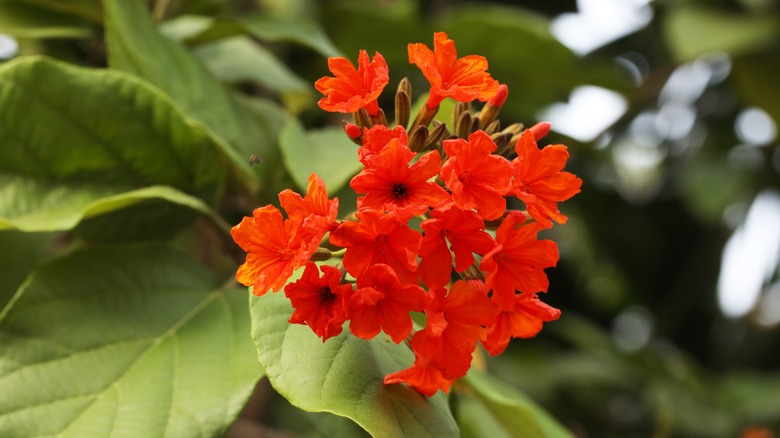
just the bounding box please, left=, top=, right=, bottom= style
left=482, top=292, right=561, bottom=356
left=347, top=264, right=427, bottom=343
left=384, top=359, right=453, bottom=397
left=231, top=205, right=304, bottom=296
left=413, top=281, right=496, bottom=380
left=511, top=129, right=582, bottom=227
left=440, top=130, right=512, bottom=220
left=328, top=210, right=422, bottom=285
left=284, top=262, right=353, bottom=342
left=385, top=280, right=495, bottom=395
left=418, top=206, right=496, bottom=288
left=350, top=139, right=450, bottom=221
left=278, top=173, right=338, bottom=229
left=408, top=32, right=499, bottom=109
left=479, top=212, right=559, bottom=308
left=279, top=173, right=339, bottom=251
left=358, top=124, right=410, bottom=166
left=314, top=50, right=389, bottom=116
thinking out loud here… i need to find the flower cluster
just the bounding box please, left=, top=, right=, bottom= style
left=232, top=32, right=582, bottom=396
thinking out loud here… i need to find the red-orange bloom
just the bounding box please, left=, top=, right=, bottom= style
left=479, top=212, right=559, bottom=308
left=279, top=173, right=339, bottom=228
left=279, top=173, right=339, bottom=259
left=384, top=280, right=494, bottom=395
left=358, top=124, right=411, bottom=166
left=482, top=292, right=561, bottom=356
left=348, top=264, right=427, bottom=343
left=350, top=139, right=450, bottom=221
left=231, top=205, right=304, bottom=296
left=412, top=281, right=496, bottom=380
left=440, top=130, right=512, bottom=220
left=285, top=262, right=353, bottom=342
left=511, top=129, right=582, bottom=227
left=418, top=205, right=496, bottom=288
left=329, top=210, right=421, bottom=285
left=384, top=359, right=453, bottom=397
left=315, top=50, right=389, bottom=117
left=408, top=32, right=499, bottom=109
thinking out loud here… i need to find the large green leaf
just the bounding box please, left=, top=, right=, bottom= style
left=170, top=13, right=341, bottom=57
left=0, top=184, right=220, bottom=233
left=0, top=245, right=261, bottom=437
left=233, top=95, right=293, bottom=189
left=193, top=36, right=311, bottom=95
left=237, top=14, right=342, bottom=58
left=463, top=371, right=572, bottom=438
left=0, top=2, right=91, bottom=38
left=663, top=6, right=778, bottom=62
left=0, top=57, right=225, bottom=232
left=250, top=290, right=460, bottom=438
left=278, top=119, right=362, bottom=194
left=0, top=231, right=54, bottom=308
left=104, top=0, right=260, bottom=189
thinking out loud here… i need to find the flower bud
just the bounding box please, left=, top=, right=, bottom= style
left=529, top=121, right=552, bottom=141
left=353, top=107, right=372, bottom=129
left=479, top=84, right=508, bottom=129
left=410, top=103, right=439, bottom=130
left=395, top=82, right=411, bottom=130
left=408, top=125, right=429, bottom=152
left=424, top=120, right=450, bottom=151
left=344, top=122, right=363, bottom=145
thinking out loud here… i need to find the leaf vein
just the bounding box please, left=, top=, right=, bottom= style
left=54, top=291, right=222, bottom=434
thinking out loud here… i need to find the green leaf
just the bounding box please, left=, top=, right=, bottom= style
left=237, top=14, right=342, bottom=58
left=177, top=13, right=341, bottom=58
left=20, top=0, right=103, bottom=23
left=0, top=231, right=55, bottom=308
left=68, top=186, right=225, bottom=242
left=458, top=391, right=517, bottom=438
left=193, top=36, right=311, bottom=94
left=0, top=2, right=91, bottom=38
left=663, top=6, right=778, bottom=62
left=0, top=183, right=221, bottom=233
left=16, top=0, right=102, bottom=23
left=104, top=0, right=259, bottom=189
left=250, top=290, right=460, bottom=438
left=463, top=371, right=572, bottom=438
left=279, top=119, right=362, bottom=194
left=158, top=14, right=215, bottom=41
left=0, top=245, right=261, bottom=437
left=233, top=95, right=292, bottom=188
left=0, top=57, right=225, bottom=232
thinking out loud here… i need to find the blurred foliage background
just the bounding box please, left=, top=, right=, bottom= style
left=1, top=0, right=779, bottom=436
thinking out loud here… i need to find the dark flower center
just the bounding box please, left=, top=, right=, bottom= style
left=392, top=183, right=408, bottom=199
left=320, top=286, right=335, bottom=303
